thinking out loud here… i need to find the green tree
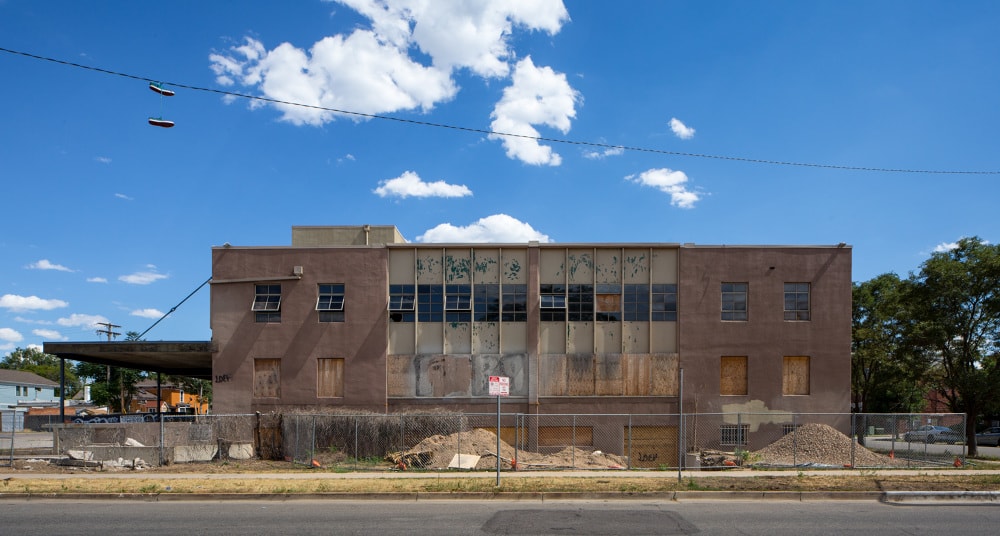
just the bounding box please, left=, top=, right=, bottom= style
left=1, top=346, right=80, bottom=396
left=72, top=331, right=147, bottom=413
left=907, top=237, right=1000, bottom=457
left=851, top=274, right=928, bottom=413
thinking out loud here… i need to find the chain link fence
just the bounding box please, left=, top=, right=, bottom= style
left=41, top=411, right=968, bottom=470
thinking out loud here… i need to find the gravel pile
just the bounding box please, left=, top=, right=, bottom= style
left=753, top=423, right=894, bottom=467
left=391, top=428, right=627, bottom=470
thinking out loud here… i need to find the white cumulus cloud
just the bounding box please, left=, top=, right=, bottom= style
left=670, top=117, right=695, bottom=139
left=0, top=327, right=24, bottom=343
left=115, top=193, right=134, bottom=201
left=933, top=241, right=959, bottom=253
left=417, top=214, right=551, bottom=243
left=626, top=168, right=701, bottom=208
left=583, top=146, right=624, bottom=160
left=95, top=156, right=112, bottom=164
left=87, top=277, right=108, bottom=283
left=32, top=329, right=66, bottom=341
left=119, top=271, right=168, bottom=285
left=27, top=259, right=73, bottom=272
left=56, top=313, right=109, bottom=329
left=130, top=308, right=164, bottom=319
left=0, top=294, right=69, bottom=312
left=489, top=56, right=579, bottom=166
left=374, top=170, right=472, bottom=198
left=208, top=0, right=573, bottom=161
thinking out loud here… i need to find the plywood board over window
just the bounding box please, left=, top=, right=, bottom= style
left=720, top=356, right=748, bottom=396
left=317, top=358, right=344, bottom=398
left=782, top=356, right=810, bottom=395
left=253, top=358, right=280, bottom=398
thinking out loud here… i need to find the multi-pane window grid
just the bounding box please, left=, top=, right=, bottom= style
left=595, top=283, right=621, bottom=322
left=540, top=284, right=566, bottom=321
left=252, top=284, right=281, bottom=323
left=567, top=284, right=594, bottom=321
left=445, top=284, right=471, bottom=322
left=783, top=283, right=810, bottom=321
left=316, top=284, right=345, bottom=322
left=720, top=424, right=749, bottom=446
left=721, top=282, right=748, bottom=321
left=392, top=284, right=527, bottom=323
left=388, top=285, right=416, bottom=322
left=651, top=284, right=677, bottom=321
left=501, top=284, right=527, bottom=322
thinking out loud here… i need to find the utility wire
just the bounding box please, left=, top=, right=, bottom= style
left=2, top=45, right=998, bottom=175
left=137, top=276, right=212, bottom=340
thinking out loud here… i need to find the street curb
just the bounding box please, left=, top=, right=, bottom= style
left=0, top=490, right=891, bottom=502
left=883, top=491, right=1000, bottom=503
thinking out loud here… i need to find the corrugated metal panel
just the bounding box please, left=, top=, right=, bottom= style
left=566, top=322, right=593, bottom=353
left=502, top=249, right=527, bottom=284
left=388, top=322, right=415, bottom=355
left=539, top=322, right=566, bottom=354
left=388, top=249, right=415, bottom=284
left=416, top=323, right=443, bottom=354
left=595, top=248, right=621, bottom=284
left=444, top=248, right=471, bottom=282
left=500, top=322, right=527, bottom=353
left=444, top=322, right=472, bottom=353
left=567, top=249, right=594, bottom=283
left=473, top=249, right=500, bottom=283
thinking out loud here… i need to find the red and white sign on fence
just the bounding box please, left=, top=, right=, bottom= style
left=488, top=375, right=509, bottom=397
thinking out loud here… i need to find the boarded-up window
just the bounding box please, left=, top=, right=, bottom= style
left=782, top=356, right=810, bottom=395
left=253, top=358, right=280, bottom=398
left=317, top=358, right=345, bottom=398
left=720, top=356, right=748, bottom=395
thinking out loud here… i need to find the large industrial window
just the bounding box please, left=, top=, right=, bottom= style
left=445, top=284, right=472, bottom=322
left=540, top=284, right=566, bottom=321
left=651, top=284, right=677, bottom=321
left=388, top=284, right=415, bottom=322
left=316, top=358, right=344, bottom=398
left=720, top=424, right=749, bottom=447
left=568, top=284, right=594, bottom=321
left=595, top=283, right=621, bottom=321
left=721, top=282, right=748, bottom=321
left=253, top=358, right=281, bottom=398
left=501, top=284, right=527, bottom=322
left=623, top=284, right=649, bottom=321
left=316, top=284, right=345, bottom=323
left=252, top=284, right=281, bottom=323
left=720, top=356, right=748, bottom=396
left=474, top=284, right=500, bottom=321
left=784, top=283, right=810, bottom=321
left=782, top=356, right=810, bottom=395
left=417, top=284, right=443, bottom=322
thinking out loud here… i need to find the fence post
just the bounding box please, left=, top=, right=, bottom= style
left=850, top=413, right=856, bottom=469
left=627, top=414, right=632, bottom=470
left=572, top=414, right=576, bottom=469
left=792, top=413, right=797, bottom=467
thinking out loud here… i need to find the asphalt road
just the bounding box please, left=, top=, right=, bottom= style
left=3, top=499, right=999, bottom=535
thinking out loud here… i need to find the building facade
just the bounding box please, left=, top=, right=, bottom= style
left=209, top=226, right=852, bottom=425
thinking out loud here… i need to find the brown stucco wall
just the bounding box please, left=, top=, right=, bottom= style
left=676, top=246, right=852, bottom=415
left=210, top=246, right=390, bottom=413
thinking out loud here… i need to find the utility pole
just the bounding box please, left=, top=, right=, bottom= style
left=94, top=322, right=121, bottom=406
left=95, top=322, right=121, bottom=341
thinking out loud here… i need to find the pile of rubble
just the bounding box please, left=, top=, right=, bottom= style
left=388, top=428, right=627, bottom=470
left=752, top=423, right=895, bottom=468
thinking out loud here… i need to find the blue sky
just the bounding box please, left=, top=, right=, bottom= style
left=1, top=1, right=998, bottom=353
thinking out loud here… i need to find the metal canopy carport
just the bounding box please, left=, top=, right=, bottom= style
left=43, top=341, right=214, bottom=380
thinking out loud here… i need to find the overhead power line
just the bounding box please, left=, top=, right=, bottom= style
left=2, top=45, right=998, bottom=176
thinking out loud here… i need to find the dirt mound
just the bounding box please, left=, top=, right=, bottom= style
left=753, top=423, right=894, bottom=467
left=392, top=428, right=627, bottom=470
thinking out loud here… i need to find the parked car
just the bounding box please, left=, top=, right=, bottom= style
left=975, top=427, right=1000, bottom=447
left=903, top=425, right=963, bottom=444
